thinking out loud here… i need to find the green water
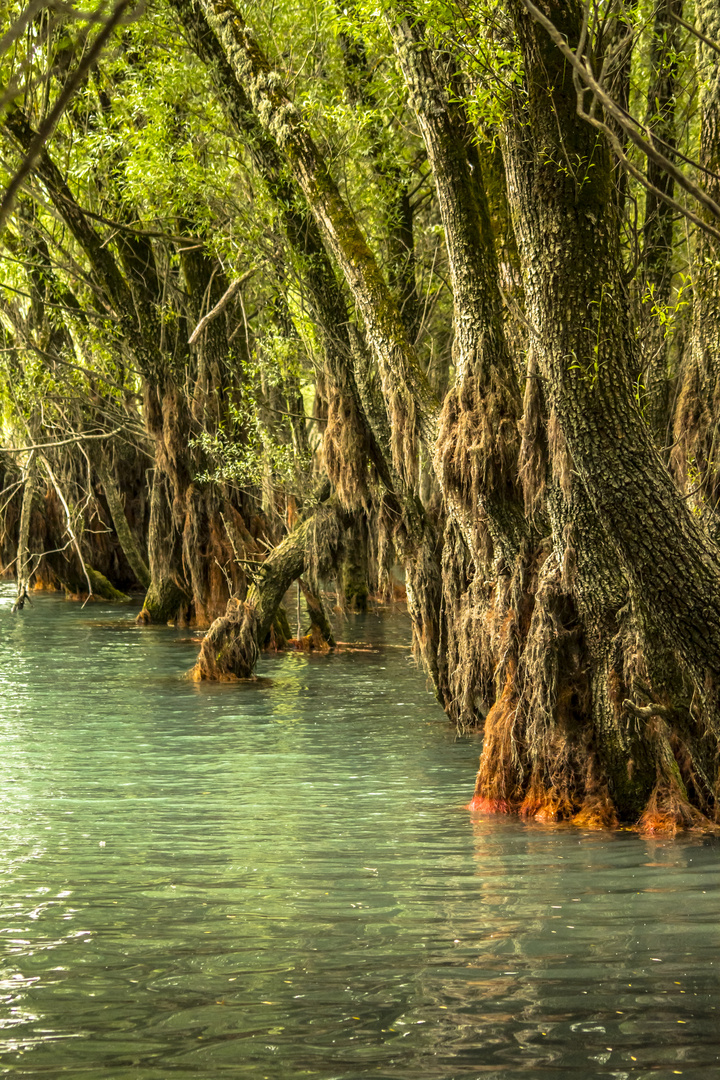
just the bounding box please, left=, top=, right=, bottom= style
left=0, top=585, right=719, bottom=1079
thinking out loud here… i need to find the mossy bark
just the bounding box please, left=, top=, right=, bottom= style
left=191, top=495, right=340, bottom=679
left=477, top=0, right=720, bottom=830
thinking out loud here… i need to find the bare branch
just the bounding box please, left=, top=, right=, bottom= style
left=3, top=427, right=124, bottom=453
left=521, top=0, right=720, bottom=235
left=188, top=268, right=256, bottom=345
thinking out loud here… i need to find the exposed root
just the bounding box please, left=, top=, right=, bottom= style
left=437, top=374, right=519, bottom=528
left=471, top=550, right=597, bottom=822
left=637, top=782, right=718, bottom=836
left=572, top=792, right=619, bottom=830
left=190, top=598, right=259, bottom=680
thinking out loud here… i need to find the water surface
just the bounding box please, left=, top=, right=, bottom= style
left=0, top=585, right=718, bottom=1078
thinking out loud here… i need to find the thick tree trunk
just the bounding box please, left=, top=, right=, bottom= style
left=487, top=0, right=720, bottom=829
left=389, top=15, right=526, bottom=556
left=390, top=14, right=533, bottom=729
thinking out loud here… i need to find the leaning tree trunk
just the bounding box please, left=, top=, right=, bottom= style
left=492, top=0, right=720, bottom=831
left=191, top=496, right=341, bottom=680
left=177, top=0, right=450, bottom=697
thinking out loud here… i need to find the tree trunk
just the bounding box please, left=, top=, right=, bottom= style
left=490, top=0, right=720, bottom=829
left=12, top=453, right=36, bottom=611
left=196, top=0, right=439, bottom=486
left=642, top=0, right=683, bottom=441
left=138, top=470, right=189, bottom=624
left=191, top=497, right=341, bottom=679
left=96, top=458, right=151, bottom=590
left=389, top=13, right=532, bottom=729
left=672, top=0, right=720, bottom=527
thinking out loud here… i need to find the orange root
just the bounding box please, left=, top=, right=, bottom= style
left=466, top=795, right=513, bottom=814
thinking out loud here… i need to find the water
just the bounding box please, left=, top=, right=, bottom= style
left=0, top=584, right=718, bottom=1079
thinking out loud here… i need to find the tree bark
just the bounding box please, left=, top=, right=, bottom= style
left=96, top=458, right=151, bottom=590
left=642, top=0, right=683, bottom=441
left=672, top=0, right=720, bottom=527
left=493, top=0, right=720, bottom=828
left=12, top=452, right=36, bottom=611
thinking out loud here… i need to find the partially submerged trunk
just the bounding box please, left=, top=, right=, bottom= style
left=191, top=497, right=341, bottom=680
left=12, top=453, right=37, bottom=611
left=389, top=14, right=530, bottom=728
left=138, top=469, right=190, bottom=624
left=473, top=0, right=720, bottom=831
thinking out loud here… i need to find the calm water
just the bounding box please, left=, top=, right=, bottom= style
left=0, top=585, right=719, bottom=1079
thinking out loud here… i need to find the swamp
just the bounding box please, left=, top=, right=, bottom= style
left=1, top=0, right=720, bottom=1074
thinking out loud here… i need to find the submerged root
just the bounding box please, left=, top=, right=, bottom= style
left=571, top=791, right=619, bottom=830
left=470, top=551, right=609, bottom=825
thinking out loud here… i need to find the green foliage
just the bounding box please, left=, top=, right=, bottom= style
left=191, top=401, right=312, bottom=488
left=641, top=273, right=691, bottom=339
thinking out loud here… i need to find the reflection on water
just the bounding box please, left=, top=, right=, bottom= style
left=0, top=583, right=718, bottom=1078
